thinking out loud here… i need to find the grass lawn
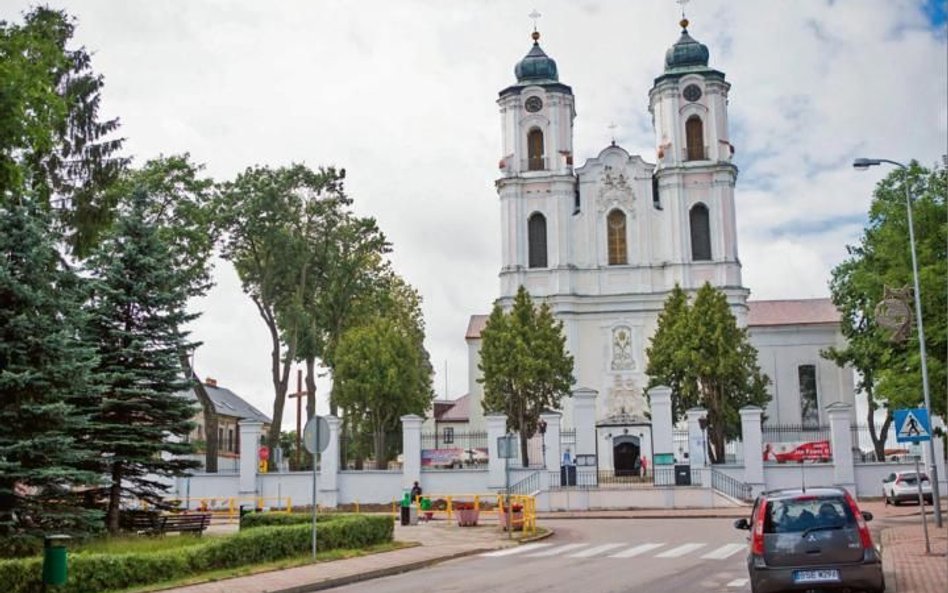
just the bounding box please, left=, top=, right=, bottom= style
left=73, top=533, right=212, bottom=555
left=113, top=541, right=416, bottom=593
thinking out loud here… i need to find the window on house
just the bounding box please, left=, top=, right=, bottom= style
left=690, top=203, right=712, bottom=261
left=528, top=128, right=545, bottom=170
left=686, top=115, right=705, bottom=161
left=799, top=365, right=819, bottom=428
left=218, top=427, right=224, bottom=450
left=443, top=426, right=455, bottom=444
left=528, top=212, right=548, bottom=268
left=228, top=428, right=235, bottom=452
left=607, top=209, right=628, bottom=265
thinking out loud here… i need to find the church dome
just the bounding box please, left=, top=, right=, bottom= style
left=515, top=31, right=559, bottom=82
left=664, top=19, right=709, bottom=71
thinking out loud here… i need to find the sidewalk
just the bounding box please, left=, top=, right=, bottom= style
left=882, top=522, right=947, bottom=593
left=159, top=519, right=516, bottom=593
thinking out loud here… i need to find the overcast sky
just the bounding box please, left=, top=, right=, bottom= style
left=5, top=1, right=945, bottom=429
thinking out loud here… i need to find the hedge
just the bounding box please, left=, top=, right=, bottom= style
left=239, top=511, right=347, bottom=530
left=0, top=514, right=394, bottom=593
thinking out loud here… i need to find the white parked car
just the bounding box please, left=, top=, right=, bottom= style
left=882, top=471, right=933, bottom=505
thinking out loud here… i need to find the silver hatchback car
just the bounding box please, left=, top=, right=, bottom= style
left=734, top=487, right=884, bottom=593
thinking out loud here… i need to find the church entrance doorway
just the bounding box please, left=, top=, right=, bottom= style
left=613, top=435, right=640, bottom=476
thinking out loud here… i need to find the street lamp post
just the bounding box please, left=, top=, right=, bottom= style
left=853, top=157, right=942, bottom=528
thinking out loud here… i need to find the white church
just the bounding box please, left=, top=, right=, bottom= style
left=442, top=19, right=855, bottom=472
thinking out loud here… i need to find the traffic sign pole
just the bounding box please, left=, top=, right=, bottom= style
left=914, top=456, right=931, bottom=554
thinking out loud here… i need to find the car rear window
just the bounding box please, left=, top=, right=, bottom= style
left=764, top=496, right=855, bottom=534
left=899, top=473, right=929, bottom=484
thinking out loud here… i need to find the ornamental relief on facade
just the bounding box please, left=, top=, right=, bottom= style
left=606, top=375, right=646, bottom=421
left=597, top=166, right=635, bottom=214
left=610, top=325, right=635, bottom=371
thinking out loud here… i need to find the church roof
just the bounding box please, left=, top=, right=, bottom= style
left=437, top=394, right=470, bottom=422
left=747, top=298, right=841, bottom=327
left=466, top=314, right=489, bottom=340
left=664, top=20, right=710, bottom=72
left=515, top=33, right=559, bottom=83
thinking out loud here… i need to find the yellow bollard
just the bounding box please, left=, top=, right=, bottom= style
left=355, top=500, right=360, bottom=514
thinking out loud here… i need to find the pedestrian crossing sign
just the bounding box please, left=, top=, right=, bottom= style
left=894, top=408, right=931, bottom=443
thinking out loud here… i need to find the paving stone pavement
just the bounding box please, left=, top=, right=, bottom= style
left=882, top=523, right=948, bottom=593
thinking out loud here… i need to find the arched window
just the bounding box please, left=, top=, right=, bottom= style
left=690, top=203, right=711, bottom=261
left=685, top=115, right=705, bottom=161
left=528, top=128, right=545, bottom=170
left=607, top=209, right=628, bottom=265
left=528, top=212, right=547, bottom=268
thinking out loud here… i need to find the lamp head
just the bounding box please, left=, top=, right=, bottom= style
left=853, top=158, right=880, bottom=170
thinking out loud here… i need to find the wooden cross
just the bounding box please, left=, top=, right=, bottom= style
left=287, top=369, right=308, bottom=467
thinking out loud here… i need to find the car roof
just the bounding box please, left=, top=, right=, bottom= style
left=761, top=487, right=849, bottom=501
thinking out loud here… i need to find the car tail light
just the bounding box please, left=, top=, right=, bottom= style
left=751, top=497, right=766, bottom=556
left=845, top=493, right=873, bottom=549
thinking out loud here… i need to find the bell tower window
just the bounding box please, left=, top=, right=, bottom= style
left=607, top=209, right=628, bottom=265
left=527, top=128, right=545, bottom=170
left=528, top=212, right=547, bottom=268
left=685, top=115, right=705, bottom=161
left=690, top=203, right=712, bottom=261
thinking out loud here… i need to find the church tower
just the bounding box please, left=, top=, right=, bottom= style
left=648, top=17, right=744, bottom=294
left=496, top=29, right=576, bottom=300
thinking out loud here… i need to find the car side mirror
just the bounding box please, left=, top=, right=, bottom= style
left=861, top=511, right=873, bottom=522
left=733, top=518, right=750, bottom=530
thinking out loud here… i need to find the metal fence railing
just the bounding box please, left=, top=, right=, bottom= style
left=421, top=430, right=488, bottom=470
left=711, top=468, right=753, bottom=502
left=546, top=467, right=703, bottom=490
left=850, top=424, right=916, bottom=463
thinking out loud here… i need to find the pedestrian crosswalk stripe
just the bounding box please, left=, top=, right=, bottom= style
left=655, top=543, right=707, bottom=558
left=609, top=543, right=666, bottom=558
left=700, top=543, right=745, bottom=560
left=568, top=543, right=626, bottom=558
left=726, top=578, right=748, bottom=587
left=480, top=543, right=553, bottom=557
left=527, top=543, right=589, bottom=557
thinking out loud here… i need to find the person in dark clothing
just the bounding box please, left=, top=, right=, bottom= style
left=410, top=481, right=423, bottom=502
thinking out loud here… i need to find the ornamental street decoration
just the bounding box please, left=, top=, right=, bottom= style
left=874, top=286, right=913, bottom=343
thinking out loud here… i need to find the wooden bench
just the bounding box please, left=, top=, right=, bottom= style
left=156, top=513, right=212, bottom=535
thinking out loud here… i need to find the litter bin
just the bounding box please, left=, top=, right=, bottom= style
left=674, top=464, right=692, bottom=486
left=560, top=464, right=577, bottom=486
left=42, top=535, right=70, bottom=586
left=408, top=504, right=419, bottom=525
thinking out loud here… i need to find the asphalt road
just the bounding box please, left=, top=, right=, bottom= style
left=332, top=518, right=753, bottom=593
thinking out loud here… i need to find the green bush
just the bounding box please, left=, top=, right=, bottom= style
left=239, top=511, right=347, bottom=530
left=0, top=514, right=394, bottom=593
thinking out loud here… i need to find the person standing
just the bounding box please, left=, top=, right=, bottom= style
left=410, top=481, right=423, bottom=503
left=640, top=455, right=649, bottom=477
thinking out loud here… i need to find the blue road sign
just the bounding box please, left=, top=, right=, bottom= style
left=894, top=408, right=932, bottom=443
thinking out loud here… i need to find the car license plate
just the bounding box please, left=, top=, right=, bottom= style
left=793, top=570, right=840, bottom=583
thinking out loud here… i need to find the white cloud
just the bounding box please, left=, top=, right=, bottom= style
left=8, top=0, right=945, bottom=428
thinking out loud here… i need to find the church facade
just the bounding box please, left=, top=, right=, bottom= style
left=456, top=20, right=854, bottom=471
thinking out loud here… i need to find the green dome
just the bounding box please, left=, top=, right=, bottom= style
left=664, top=22, right=710, bottom=71
left=515, top=33, right=558, bottom=83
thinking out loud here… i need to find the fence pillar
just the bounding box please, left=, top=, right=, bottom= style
left=649, top=385, right=675, bottom=468
left=238, top=420, right=264, bottom=494
left=740, top=406, right=765, bottom=494
left=318, top=415, right=340, bottom=507
left=572, top=387, right=598, bottom=458
left=922, top=415, right=947, bottom=495
left=686, top=408, right=708, bottom=467
left=826, top=402, right=855, bottom=493
left=540, top=411, right=562, bottom=471
left=401, top=414, right=423, bottom=491
left=486, top=413, right=508, bottom=489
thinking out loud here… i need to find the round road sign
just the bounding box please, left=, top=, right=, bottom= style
left=303, top=415, right=330, bottom=454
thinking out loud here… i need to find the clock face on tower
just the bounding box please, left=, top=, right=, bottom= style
left=682, top=84, right=702, bottom=102
left=524, top=96, right=543, bottom=112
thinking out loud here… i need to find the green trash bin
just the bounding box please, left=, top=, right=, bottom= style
left=42, top=535, right=71, bottom=586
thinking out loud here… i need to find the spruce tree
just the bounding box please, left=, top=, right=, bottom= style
left=83, top=190, right=198, bottom=533
left=0, top=199, right=101, bottom=547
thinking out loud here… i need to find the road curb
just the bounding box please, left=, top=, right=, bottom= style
left=268, top=547, right=496, bottom=593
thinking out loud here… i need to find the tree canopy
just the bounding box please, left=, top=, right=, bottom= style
left=825, top=162, right=946, bottom=456
left=646, top=283, right=771, bottom=464
left=0, top=7, right=126, bottom=255
left=479, top=286, right=574, bottom=467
